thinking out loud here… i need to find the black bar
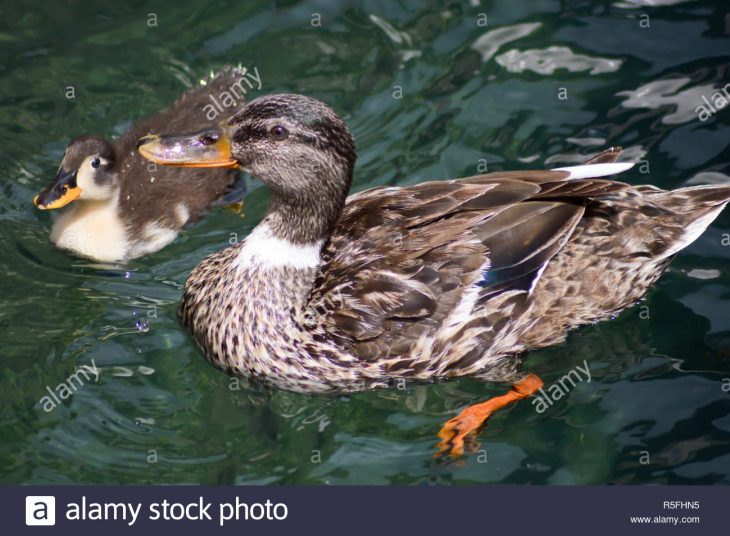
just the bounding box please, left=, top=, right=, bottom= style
left=7, top=485, right=727, bottom=535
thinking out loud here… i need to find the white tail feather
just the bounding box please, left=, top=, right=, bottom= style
left=552, top=162, right=635, bottom=180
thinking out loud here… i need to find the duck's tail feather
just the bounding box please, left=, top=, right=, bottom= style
left=653, top=184, right=730, bottom=259
left=673, top=184, right=730, bottom=207
left=583, top=146, right=623, bottom=165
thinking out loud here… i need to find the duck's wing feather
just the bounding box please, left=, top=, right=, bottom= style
left=308, top=172, right=629, bottom=358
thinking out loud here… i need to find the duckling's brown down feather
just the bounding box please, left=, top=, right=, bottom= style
left=115, top=67, right=244, bottom=237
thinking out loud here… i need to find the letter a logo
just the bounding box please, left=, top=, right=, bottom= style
left=25, top=496, right=56, bottom=526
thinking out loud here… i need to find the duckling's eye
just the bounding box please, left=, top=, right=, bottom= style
left=91, top=158, right=101, bottom=169
left=269, top=125, right=288, bottom=140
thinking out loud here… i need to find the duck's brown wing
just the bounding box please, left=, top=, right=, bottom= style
left=307, top=172, right=628, bottom=360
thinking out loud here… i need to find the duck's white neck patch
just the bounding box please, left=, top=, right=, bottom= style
left=235, top=223, right=323, bottom=270
left=552, top=162, right=634, bottom=179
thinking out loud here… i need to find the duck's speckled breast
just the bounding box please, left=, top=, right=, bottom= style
left=179, top=238, right=380, bottom=392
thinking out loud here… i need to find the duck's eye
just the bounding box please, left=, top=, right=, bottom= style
left=199, top=134, right=218, bottom=145
left=270, top=125, right=288, bottom=140
left=91, top=158, right=101, bottom=169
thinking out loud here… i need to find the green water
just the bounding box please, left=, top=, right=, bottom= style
left=1, top=0, right=729, bottom=485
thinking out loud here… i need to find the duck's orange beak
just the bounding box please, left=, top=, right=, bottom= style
left=34, top=168, right=82, bottom=210
left=136, top=128, right=238, bottom=168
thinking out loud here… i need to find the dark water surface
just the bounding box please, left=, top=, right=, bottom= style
left=1, top=0, right=729, bottom=484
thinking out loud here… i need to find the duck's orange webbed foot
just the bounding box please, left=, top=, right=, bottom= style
left=435, top=373, right=544, bottom=461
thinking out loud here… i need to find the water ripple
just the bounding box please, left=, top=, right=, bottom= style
left=496, top=46, right=623, bottom=75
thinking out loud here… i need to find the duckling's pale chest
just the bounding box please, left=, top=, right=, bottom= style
left=50, top=195, right=129, bottom=262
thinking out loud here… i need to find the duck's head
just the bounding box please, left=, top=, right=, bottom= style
left=137, top=93, right=356, bottom=201
left=35, top=136, right=117, bottom=210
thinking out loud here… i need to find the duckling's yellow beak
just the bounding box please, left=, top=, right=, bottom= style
left=136, top=128, right=238, bottom=168
left=34, top=168, right=82, bottom=210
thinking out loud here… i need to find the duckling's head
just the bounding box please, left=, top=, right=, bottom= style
left=138, top=94, right=356, bottom=200
left=35, top=136, right=117, bottom=210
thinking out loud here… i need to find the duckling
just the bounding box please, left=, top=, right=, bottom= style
left=138, top=94, right=730, bottom=459
left=34, top=67, right=247, bottom=262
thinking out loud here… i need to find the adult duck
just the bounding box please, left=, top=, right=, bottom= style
left=34, top=66, right=247, bottom=262
left=138, top=94, right=730, bottom=458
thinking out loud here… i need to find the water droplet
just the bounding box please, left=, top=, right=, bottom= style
left=136, top=319, right=150, bottom=333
